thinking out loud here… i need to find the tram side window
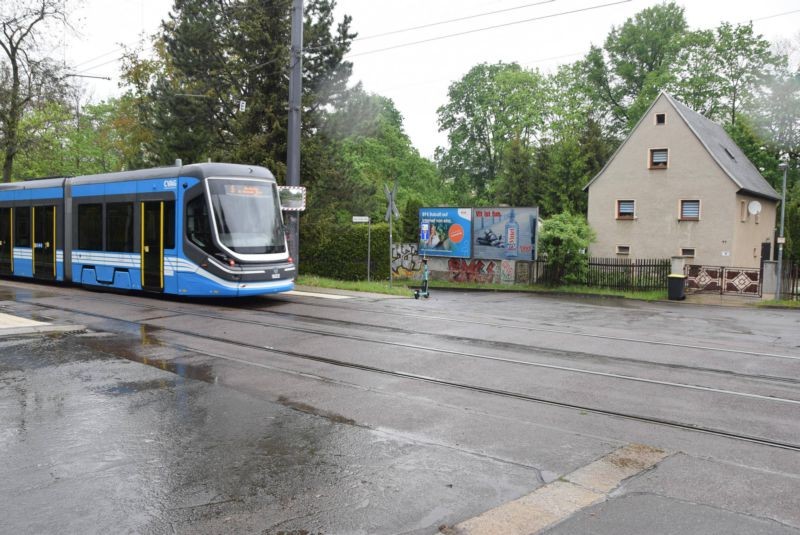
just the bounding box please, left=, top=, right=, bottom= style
left=77, top=204, right=103, bottom=250
left=14, top=207, right=31, bottom=247
left=106, top=202, right=134, bottom=252
left=164, top=201, right=175, bottom=250
left=186, top=196, right=212, bottom=252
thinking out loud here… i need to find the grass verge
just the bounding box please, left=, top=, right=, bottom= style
left=757, top=299, right=800, bottom=308
left=296, top=275, right=412, bottom=296
left=297, top=275, right=667, bottom=301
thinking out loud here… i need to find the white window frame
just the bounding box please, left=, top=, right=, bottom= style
left=681, top=247, right=695, bottom=257
left=655, top=113, right=666, bottom=125
left=616, top=245, right=631, bottom=255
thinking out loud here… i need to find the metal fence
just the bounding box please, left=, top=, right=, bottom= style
left=521, top=257, right=670, bottom=291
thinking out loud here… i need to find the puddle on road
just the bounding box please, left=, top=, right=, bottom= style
left=104, top=378, right=179, bottom=396
left=84, top=336, right=218, bottom=385
left=278, top=395, right=357, bottom=426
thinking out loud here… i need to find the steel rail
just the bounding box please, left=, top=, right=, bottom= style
left=8, top=295, right=800, bottom=452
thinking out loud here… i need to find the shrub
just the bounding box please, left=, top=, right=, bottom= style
left=301, top=220, right=390, bottom=281
left=539, top=212, right=595, bottom=284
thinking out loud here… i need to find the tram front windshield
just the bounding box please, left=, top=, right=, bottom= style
left=208, top=179, right=285, bottom=255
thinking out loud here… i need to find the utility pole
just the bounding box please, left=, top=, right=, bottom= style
left=777, top=161, right=788, bottom=300
left=286, top=0, right=303, bottom=268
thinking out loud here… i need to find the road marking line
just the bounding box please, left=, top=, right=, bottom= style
left=448, top=443, right=669, bottom=535
left=286, top=290, right=352, bottom=300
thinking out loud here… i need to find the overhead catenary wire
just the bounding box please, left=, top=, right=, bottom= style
left=67, top=4, right=800, bottom=79
left=355, top=0, right=556, bottom=42
left=344, top=0, right=633, bottom=58
left=745, top=8, right=800, bottom=23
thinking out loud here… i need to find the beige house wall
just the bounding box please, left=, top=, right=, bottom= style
left=587, top=94, right=777, bottom=268
left=731, top=193, right=777, bottom=266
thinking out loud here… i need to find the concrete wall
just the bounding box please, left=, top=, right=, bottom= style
left=391, top=243, right=515, bottom=285
left=587, top=93, right=776, bottom=269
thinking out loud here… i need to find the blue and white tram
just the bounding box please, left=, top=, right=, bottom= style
left=0, top=163, right=295, bottom=297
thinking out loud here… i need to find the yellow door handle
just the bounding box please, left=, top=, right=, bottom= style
left=144, top=245, right=150, bottom=253
left=45, top=242, right=50, bottom=248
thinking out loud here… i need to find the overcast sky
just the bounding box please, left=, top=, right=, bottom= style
left=63, top=0, right=800, bottom=159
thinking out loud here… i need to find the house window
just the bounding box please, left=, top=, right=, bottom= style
left=650, top=149, right=668, bottom=168
left=616, top=245, right=630, bottom=255
left=616, top=200, right=635, bottom=219
left=655, top=113, right=666, bottom=125
left=680, top=200, right=700, bottom=220
left=740, top=200, right=747, bottom=222
left=681, top=248, right=695, bottom=257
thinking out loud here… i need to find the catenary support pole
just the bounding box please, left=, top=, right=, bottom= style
left=777, top=162, right=788, bottom=300
left=286, top=0, right=303, bottom=269
left=367, top=218, right=372, bottom=282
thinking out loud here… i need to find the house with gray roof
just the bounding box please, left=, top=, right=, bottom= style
left=584, top=92, right=779, bottom=268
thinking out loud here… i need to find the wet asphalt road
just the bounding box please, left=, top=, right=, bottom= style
left=1, top=280, right=800, bottom=534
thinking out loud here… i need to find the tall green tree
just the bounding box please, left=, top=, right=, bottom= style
left=666, top=23, right=779, bottom=127
left=319, top=87, right=446, bottom=223
left=13, top=98, right=136, bottom=178
left=1, top=0, right=72, bottom=181
left=494, top=135, right=535, bottom=207
left=436, top=62, right=548, bottom=201
left=122, top=0, right=355, bottom=176
left=583, top=1, right=687, bottom=132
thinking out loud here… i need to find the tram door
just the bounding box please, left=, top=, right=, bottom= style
left=32, top=206, right=56, bottom=279
left=0, top=207, right=11, bottom=275
left=141, top=201, right=164, bottom=292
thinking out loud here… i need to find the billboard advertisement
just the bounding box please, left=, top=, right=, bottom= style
left=472, top=207, right=539, bottom=261
left=418, top=208, right=472, bottom=258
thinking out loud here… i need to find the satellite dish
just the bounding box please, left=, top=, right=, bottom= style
left=747, top=201, right=762, bottom=216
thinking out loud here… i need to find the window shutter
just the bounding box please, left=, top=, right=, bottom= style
left=681, top=200, right=700, bottom=219
left=618, top=200, right=634, bottom=215
left=651, top=150, right=668, bottom=164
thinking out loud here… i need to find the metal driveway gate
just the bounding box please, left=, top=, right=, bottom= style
left=685, top=265, right=761, bottom=296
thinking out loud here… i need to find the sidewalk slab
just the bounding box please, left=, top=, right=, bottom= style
left=0, top=312, right=83, bottom=336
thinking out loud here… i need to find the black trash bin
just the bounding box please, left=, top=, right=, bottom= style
left=668, top=274, right=686, bottom=300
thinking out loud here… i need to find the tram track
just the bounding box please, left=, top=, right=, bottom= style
left=6, top=289, right=800, bottom=453
left=6, top=279, right=797, bottom=362
left=268, top=295, right=800, bottom=362
left=9, top=285, right=800, bottom=394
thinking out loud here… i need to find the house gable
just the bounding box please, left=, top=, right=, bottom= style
left=585, top=92, right=779, bottom=201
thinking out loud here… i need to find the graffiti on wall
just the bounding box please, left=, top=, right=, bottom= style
left=447, top=258, right=499, bottom=283
left=392, top=243, right=423, bottom=278
left=500, top=260, right=515, bottom=284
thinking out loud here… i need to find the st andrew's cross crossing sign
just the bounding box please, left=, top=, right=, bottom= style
left=384, top=182, right=400, bottom=222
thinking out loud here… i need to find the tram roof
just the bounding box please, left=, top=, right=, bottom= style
left=0, top=162, right=276, bottom=190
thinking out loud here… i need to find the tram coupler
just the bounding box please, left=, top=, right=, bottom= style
left=413, top=257, right=430, bottom=299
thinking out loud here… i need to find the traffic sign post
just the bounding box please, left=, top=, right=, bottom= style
left=352, top=216, right=371, bottom=281
left=384, top=180, right=400, bottom=287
